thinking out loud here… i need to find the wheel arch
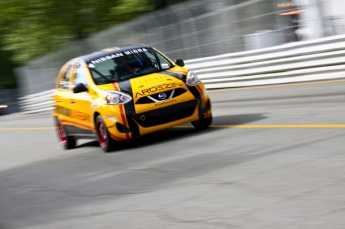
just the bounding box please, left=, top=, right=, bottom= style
left=93, top=111, right=101, bottom=124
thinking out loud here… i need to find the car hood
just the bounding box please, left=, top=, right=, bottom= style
left=96, top=67, right=188, bottom=102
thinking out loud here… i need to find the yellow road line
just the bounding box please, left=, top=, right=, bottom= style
left=177, top=124, right=345, bottom=129
left=209, top=79, right=345, bottom=92
left=210, top=124, right=345, bottom=128
left=0, top=127, right=55, bottom=131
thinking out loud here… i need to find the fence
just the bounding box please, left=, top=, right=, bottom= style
left=18, top=34, right=345, bottom=114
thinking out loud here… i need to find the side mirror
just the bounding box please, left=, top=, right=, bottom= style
left=73, top=83, right=88, bottom=93
left=175, top=59, right=185, bottom=67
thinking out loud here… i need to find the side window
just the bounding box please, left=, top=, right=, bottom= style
left=156, top=53, right=173, bottom=69
left=145, top=51, right=172, bottom=70
left=73, top=63, right=87, bottom=86
left=59, top=65, right=73, bottom=89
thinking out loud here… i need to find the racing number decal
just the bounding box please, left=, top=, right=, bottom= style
left=112, top=82, right=131, bottom=139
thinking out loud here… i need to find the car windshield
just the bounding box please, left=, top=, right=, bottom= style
left=87, top=47, right=174, bottom=85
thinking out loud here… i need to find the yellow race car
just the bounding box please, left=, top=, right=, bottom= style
left=53, top=45, right=212, bottom=152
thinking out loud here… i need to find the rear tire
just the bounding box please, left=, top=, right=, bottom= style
left=192, top=114, right=212, bottom=129
left=95, top=115, right=118, bottom=152
left=55, top=118, right=76, bottom=150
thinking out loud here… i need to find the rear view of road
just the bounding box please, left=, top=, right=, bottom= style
left=0, top=80, right=344, bottom=229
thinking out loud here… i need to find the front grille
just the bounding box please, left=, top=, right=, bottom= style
left=132, top=99, right=198, bottom=127
left=136, top=88, right=187, bottom=104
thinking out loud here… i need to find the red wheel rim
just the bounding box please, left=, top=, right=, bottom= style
left=57, top=122, right=67, bottom=146
left=96, top=120, right=107, bottom=148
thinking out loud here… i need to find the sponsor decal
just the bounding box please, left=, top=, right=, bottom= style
left=70, top=110, right=90, bottom=121
left=56, top=106, right=90, bottom=122
left=56, top=106, right=70, bottom=116
left=135, top=82, right=182, bottom=98
left=88, top=48, right=148, bottom=68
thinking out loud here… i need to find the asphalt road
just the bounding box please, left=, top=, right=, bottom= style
left=1, top=80, right=344, bottom=229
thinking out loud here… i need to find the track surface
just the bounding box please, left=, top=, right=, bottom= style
left=1, top=81, right=345, bottom=229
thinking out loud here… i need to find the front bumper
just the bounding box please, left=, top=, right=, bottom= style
left=132, top=99, right=198, bottom=128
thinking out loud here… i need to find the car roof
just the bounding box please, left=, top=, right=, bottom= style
left=79, top=45, right=151, bottom=63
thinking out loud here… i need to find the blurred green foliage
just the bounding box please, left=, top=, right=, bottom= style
left=0, top=48, right=17, bottom=89
left=0, top=0, right=188, bottom=88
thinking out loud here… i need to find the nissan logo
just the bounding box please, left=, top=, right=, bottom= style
left=158, top=93, right=167, bottom=100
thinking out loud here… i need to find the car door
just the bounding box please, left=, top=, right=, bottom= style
left=68, top=61, right=95, bottom=137
left=53, top=63, right=75, bottom=128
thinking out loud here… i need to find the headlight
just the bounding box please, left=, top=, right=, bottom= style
left=104, top=91, right=132, bottom=105
left=186, top=70, right=200, bottom=86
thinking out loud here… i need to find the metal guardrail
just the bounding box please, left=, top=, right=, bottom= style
left=18, top=89, right=54, bottom=114
left=18, top=35, right=345, bottom=114
left=185, top=34, right=345, bottom=88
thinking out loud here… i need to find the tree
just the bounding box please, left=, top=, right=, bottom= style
left=0, top=0, right=186, bottom=64
left=0, top=48, right=17, bottom=89
left=0, top=0, right=190, bottom=88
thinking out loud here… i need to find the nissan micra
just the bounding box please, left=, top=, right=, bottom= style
left=53, top=45, right=212, bottom=152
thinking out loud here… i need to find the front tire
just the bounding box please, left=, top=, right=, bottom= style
left=191, top=114, right=212, bottom=129
left=95, top=115, right=118, bottom=152
left=55, top=118, right=76, bottom=150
